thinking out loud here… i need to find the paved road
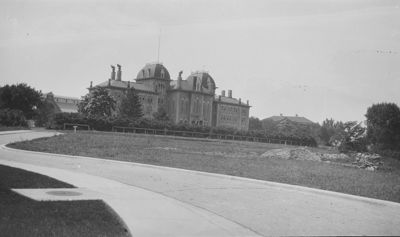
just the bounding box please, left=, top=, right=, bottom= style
left=1, top=130, right=400, bottom=236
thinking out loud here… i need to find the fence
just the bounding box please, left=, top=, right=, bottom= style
left=111, top=126, right=313, bottom=147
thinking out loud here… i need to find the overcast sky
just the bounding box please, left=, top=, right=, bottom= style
left=1, top=0, right=399, bottom=123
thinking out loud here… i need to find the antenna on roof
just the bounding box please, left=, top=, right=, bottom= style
left=157, top=28, right=161, bottom=63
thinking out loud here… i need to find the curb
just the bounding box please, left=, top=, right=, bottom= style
left=3, top=144, right=400, bottom=208
left=0, top=130, right=32, bottom=136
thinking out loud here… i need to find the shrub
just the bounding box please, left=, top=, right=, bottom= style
left=0, top=83, right=42, bottom=119
left=52, top=112, right=317, bottom=146
left=0, top=109, right=27, bottom=127
left=366, top=102, right=400, bottom=150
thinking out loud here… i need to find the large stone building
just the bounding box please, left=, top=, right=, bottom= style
left=91, top=63, right=250, bottom=131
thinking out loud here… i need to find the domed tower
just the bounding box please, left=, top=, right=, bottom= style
left=136, top=63, right=171, bottom=111
left=185, top=71, right=216, bottom=95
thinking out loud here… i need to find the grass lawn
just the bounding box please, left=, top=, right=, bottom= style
left=0, top=126, right=29, bottom=132
left=0, top=164, right=130, bottom=237
left=9, top=131, right=400, bottom=203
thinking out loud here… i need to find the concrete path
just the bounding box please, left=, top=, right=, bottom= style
left=1, top=130, right=400, bottom=236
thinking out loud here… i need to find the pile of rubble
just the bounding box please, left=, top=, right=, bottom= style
left=320, top=153, right=350, bottom=160
left=261, top=147, right=384, bottom=171
left=261, top=147, right=321, bottom=161
left=351, top=153, right=383, bottom=171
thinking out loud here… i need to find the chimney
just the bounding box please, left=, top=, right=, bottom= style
left=90, top=81, right=93, bottom=88
left=108, top=79, right=111, bottom=86
left=228, top=90, right=232, bottom=98
left=116, top=64, right=122, bottom=81
left=280, top=113, right=283, bottom=116
left=221, top=90, right=225, bottom=97
left=110, top=65, right=116, bottom=80
left=295, top=114, right=298, bottom=117
left=247, top=100, right=249, bottom=105
left=177, top=71, right=183, bottom=89
left=218, top=95, right=221, bottom=101
left=239, top=98, right=241, bottom=104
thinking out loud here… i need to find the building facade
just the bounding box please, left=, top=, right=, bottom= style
left=91, top=63, right=250, bottom=131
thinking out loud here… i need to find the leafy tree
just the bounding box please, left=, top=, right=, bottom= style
left=330, top=121, right=367, bottom=152
left=0, top=109, right=27, bottom=126
left=365, top=103, right=400, bottom=150
left=78, top=87, right=116, bottom=117
left=261, top=119, right=278, bottom=134
left=119, top=89, right=143, bottom=119
left=153, top=107, right=169, bottom=121
left=35, top=100, right=58, bottom=127
left=0, top=83, right=42, bottom=119
left=319, top=118, right=344, bottom=146
left=249, top=116, right=263, bottom=131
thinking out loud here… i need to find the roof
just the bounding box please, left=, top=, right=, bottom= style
left=136, top=63, right=171, bottom=80
left=95, top=80, right=155, bottom=93
left=169, top=71, right=216, bottom=95
left=214, top=95, right=250, bottom=107
left=265, top=115, right=314, bottom=124
left=186, top=71, right=216, bottom=91
left=57, top=102, right=78, bottom=113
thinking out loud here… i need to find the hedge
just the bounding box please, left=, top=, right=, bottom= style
left=53, top=113, right=317, bottom=146
left=0, top=109, right=27, bottom=127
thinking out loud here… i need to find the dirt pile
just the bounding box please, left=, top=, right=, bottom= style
left=261, top=147, right=321, bottom=161
left=261, top=148, right=384, bottom=171
left=320, top=153, right=350, bottom=160
left=352, top=153, right=383, bottom=171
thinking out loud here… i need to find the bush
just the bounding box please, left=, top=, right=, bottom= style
left=0, top=83, right=42, bottom=120
left=366, top=102, right=400, bottom=150
left=0, top=109, right=27, bottom=127
left=52, top=112, right=317, bottom=146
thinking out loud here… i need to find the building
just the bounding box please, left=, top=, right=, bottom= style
left=264, top=114, right=314, bottom=125
left=91, top=63, right=251, bottom=130
left=43, top=92, right=80, bottom=113
left=262, top=114, right=315, bottom=131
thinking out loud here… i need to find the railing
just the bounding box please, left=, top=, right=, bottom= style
left=63, top=123, right=90, bottom=131
left=111, top=126, right=312, bottom=146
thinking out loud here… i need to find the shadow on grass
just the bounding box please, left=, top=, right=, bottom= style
left=0, top=165, right=130, bottom=237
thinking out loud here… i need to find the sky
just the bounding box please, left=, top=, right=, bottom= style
left=0, top=0, right=399, bottom=124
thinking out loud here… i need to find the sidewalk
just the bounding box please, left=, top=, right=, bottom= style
left=1, top=130, right=400, bottom=236
left=1, top=159, right=258, bottom=237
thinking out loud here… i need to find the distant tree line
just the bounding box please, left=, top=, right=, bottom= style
left=2, top=83, right=399, bottom=155
left=249, top=102, right=400, bottom=158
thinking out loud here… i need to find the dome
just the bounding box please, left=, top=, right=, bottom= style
left=186, top=71, right=216, bottom=94
left=136, top=63, right=170, bottom=80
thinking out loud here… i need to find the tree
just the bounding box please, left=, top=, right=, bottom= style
left=78, top=87, right=116, bottom=117
left=119, top=88, right=143, bottom=119
left=249, top=116, right=263, bottom=131
left=319, top=118, right=344, bottom=146
left=35, top=100, right=57, bottom=127
left=365, top=103, right=400, bottom=150
left=330, top=121, right=367, bottom=152
left=0, top=83, right=42, bottom=119
left=153, top=107, right=169, bottom=121
left=261, top=119, right=278, bottom=134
